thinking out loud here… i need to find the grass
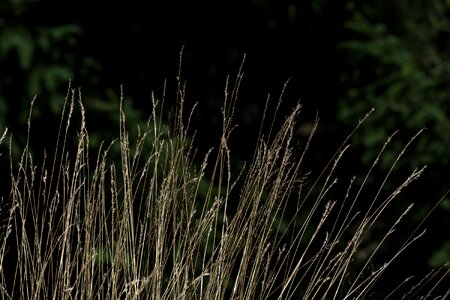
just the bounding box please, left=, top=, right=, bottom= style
left=0, top=58, right=449, bottom=299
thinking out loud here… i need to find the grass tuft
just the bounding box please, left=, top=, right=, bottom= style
left=0, top=60, right=448, bottom=299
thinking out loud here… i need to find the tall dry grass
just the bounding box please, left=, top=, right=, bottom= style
left=0, top=59, right=448, bottom=299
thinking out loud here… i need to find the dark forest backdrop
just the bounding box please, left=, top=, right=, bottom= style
left=1, top=0, right=449, bottom=294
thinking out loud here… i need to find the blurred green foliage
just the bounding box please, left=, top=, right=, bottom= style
left=0, top=0, right=148, bottom=158
left=339, top=0, right=450, bottom=270
left=0, top=2, right=80, bottom=122
left=339, top=1, right=450, bottom=169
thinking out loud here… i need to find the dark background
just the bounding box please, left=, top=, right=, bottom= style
left=1, top=0, right=449, bottom=296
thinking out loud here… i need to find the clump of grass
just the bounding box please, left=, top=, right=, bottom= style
left=0, top=58, right=448, bottom=299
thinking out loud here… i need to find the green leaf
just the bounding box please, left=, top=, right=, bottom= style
left=0, top=27, right=34, bottom=69
left=43, top=65, right=72, bottom=91
left=429, top=240, right=450, bottom=267
left=48, top=24, right=82, bottom=41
